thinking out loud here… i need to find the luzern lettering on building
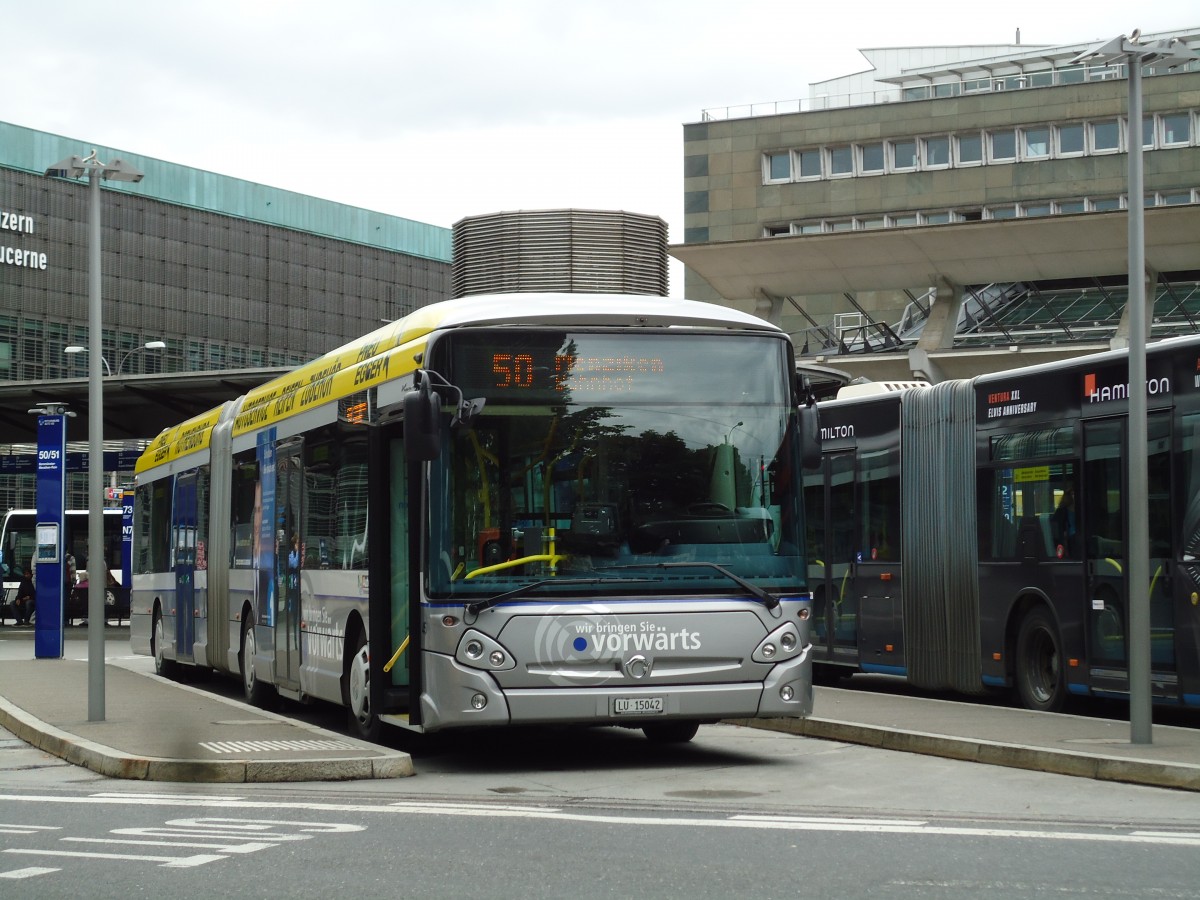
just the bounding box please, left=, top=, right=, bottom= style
left=0, top=209, right=48, bottom=270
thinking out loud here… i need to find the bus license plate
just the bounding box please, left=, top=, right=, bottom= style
left=613, top=696, right=663, bottom=715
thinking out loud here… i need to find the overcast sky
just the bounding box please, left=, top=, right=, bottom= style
left=6, top=2, right=1197, bottom=294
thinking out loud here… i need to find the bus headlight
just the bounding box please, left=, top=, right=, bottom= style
left=456, top=630, right=516, bottom=671
left=753, top=622, right=802, bottom=663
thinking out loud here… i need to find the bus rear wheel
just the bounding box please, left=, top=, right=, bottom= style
left=1015, top=607, right=1065, bottom=712
left=152, top=607, right=178, bottom=679
left=240, top=616, right=275, bottom=709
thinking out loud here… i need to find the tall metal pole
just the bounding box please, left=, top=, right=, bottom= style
left=87, top=166, right=106, bottom=722
left=1125, top=57, right=1151, bottom=745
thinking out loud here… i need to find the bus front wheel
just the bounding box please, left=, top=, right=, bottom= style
left=346, top=631, right=382, bottom=742
left=1015, top=607, right=1065, bottom=712
left=642, top=720, right=700, bottom=743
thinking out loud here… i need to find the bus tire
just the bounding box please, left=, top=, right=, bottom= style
left=346, top=630, right=382, bottom=742
left=240, top=616, right=276, bottom=709
left=152, top=607, right=178, bottom=680
left=1015, top=607, right=1065, bottom=712
left=642, top=720, right=700, bottom=743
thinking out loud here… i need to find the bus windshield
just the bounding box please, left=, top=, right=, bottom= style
left=428, top=330, right=806, bottom=599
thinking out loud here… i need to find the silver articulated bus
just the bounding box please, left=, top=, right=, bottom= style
left=132, top=293, right=818, bottom=742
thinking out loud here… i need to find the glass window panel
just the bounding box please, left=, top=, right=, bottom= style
left=798, top=149, right=822, bottom=178
left=1022, top=203, right=1053, bottom=217
left=798, top=222, right=823, bottom=234
left=989, top=206, right=1017, bottom=220
left=1022, top=127, right=1050, bottom=158
left=924, top=135, right=950, bottom=166
left=964, top=78, right=990, bottom=93
left=989, top=129, right=1016, bottom=161
left=828, top=145, right=853, bottom=175
left=1092, top=119, right=1120, bottom=152
left=859, top=142, right=884, bottom=173
left=1029, top=71, right=1054, bottom=87
left=1161, top=113, right=1192, bottom=145
left=1058, top=66, right=1085, bottom=84
left=956, top=132, right=983, bottom=164
left=890, top=213, right=918, bottom=227
left=767, top=152, right=791, bottom=180
left=857, top=217, right=886, bottom=230
left=923, top=211, right=951, bottom=224
left=1162, top=191, right=1193, bottom=205
left=1143, top=116, right=1154, bottom=149
left=1091, top=197, right=1122, bottom=211
left=1057, top=200, right=1086, bottom=214
left=933, top=82, right=960, bottom=97
left=1057, top=123, right=1085, bottom=155
left=891, top=139, right=917, bottom=169
left=829, top=219, right=853, bottom=232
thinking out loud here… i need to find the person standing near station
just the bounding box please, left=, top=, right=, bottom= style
left=15, top=566, right=35, bottom=626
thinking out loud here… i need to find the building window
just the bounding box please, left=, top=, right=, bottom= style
left=923, top=211, right=952, bottom=224
left=798, top=222, right=823, bottom=234
left=1142, top=116, right=1154, bottom=149
left=798, top=149, right=822, bottom=179
left=988, top=129, right=1017, bottom=162
left=956, top=132, right=984, bottom=165
left=1058, top=66, right=1086, bottom=84
left=859, top=142, right=885, bottom=174
left=923, top=135, right=951, bottom=167
left=765, top=224, right=791, bottom=237
left=988, top=206, right=1017, bottom=220
left=1029, top=71, right=1054, bottom=88
left=963, top=77, right=990, bottom=94
left=829, top=219, right=854, bottom=232
left=890, top=213, right=919, bottom=227
left=1021, top=202, right=1053, bottom=217
left=1091, top=197, right=1122, bottom=212
left=1057, top=123, right=1085, bottom=156
left=1161, top=190, right=1194, bottom=205
left=1057, top=200, right=1086, bottom=214
left=1161, top=113, right=1192, bottom=146
left=766, top=151, right=791, bottom=181
left=1022, top=127, right=1051, bottom=159
left=857, top=216, right=886, bottom=230
left=933, top=82, right=960, bottom=98
left=828, top=145, right=854, bottom=176
left=1091, top=119, right=1121, bottom=153
left=891, top=139, right=918, bottom=170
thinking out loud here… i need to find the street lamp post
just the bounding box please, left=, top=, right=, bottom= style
left=1071, top=32, right=1199, bottom=745
left=46, top=150, right=144, bottom=723
left=65, top=340, right=166, bottom=376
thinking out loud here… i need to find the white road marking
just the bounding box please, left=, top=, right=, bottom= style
left=0, top=866, right=60, bottom=879
left=1, top=793, right=1197, bottom=849
left=4, top=848, right=226, bottom=868
left=0, top=824, right=60, bottom=835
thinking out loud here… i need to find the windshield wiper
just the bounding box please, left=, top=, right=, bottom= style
left=601, top=562, right=782, bottom=612
left=464, top=577, right=657, bottom=616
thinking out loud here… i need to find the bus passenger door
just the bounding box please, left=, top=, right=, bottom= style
left=368, top=423, right=416, bottom=726
left=275, top=448, right=304, bottom=691
left=172, top=473, right=197, bottom=662
left=805, top=451, right=859, bottom=666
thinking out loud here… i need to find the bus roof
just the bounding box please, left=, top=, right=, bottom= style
left=136, top=292, right=782, bottom=476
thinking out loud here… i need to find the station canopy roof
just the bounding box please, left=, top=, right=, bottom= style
left=670, top=205, right=1200, bottom=301
left=0, top=368, right=287, bottom=448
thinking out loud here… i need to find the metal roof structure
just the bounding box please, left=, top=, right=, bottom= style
left=670, top=205, right=1200, bottom=301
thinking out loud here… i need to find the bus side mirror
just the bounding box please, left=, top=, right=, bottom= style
left=403, top=377, right=443, bottom=462
left=798, top=401, right=820, bottom=471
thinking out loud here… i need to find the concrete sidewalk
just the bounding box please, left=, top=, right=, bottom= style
left=1, top=651, right=1197, bottom=789
left=0, top=657, right=412, bottom=782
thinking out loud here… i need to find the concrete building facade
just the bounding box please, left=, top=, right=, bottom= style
left=675, top=28, right=1200, bottom=383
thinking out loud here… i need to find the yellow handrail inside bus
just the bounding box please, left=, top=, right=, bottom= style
left=383, top=635, right=410, bottom=674
left=465, top=553, right=567, bottom=579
